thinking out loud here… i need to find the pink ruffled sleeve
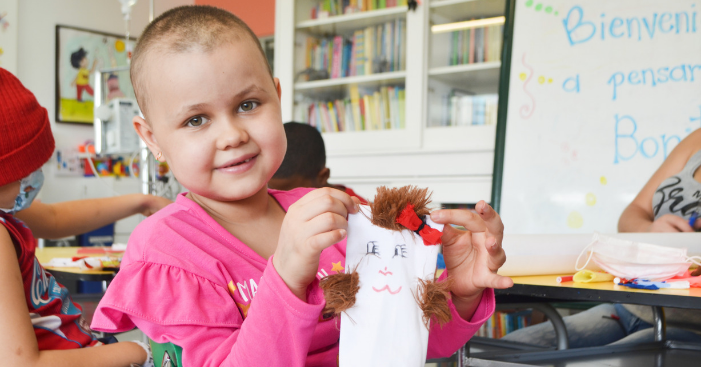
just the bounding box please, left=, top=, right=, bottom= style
left=426, top=270, right=495, bottom=359
left=93, top=258, right=326, bottom=367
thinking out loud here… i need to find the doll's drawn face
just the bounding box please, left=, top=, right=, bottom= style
left=79, top=57, right=88, bottom=68
left=363, top=233, right=416, bottom=296
left=345, top=206, right=442, bottom=303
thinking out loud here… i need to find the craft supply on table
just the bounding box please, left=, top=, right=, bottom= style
left=556, top=275, right=574, bottom=283
left=45, top=256, right=121, bottom=270
left=573, top=270, right=614, bottom=283
left=616, top=278, right=691, bottom=290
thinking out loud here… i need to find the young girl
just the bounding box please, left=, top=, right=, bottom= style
left=92, top=6, right=512, bottom=366
left=0, top=68, right=165, bottom=367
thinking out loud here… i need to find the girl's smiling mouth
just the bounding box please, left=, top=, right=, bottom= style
left=216, top=154, right=258, bottom=173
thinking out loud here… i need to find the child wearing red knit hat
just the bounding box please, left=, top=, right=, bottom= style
left=0, top=67, right=170, bottom=367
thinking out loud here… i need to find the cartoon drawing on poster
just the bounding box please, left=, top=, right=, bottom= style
left=56, top=25, right=135, bottom=124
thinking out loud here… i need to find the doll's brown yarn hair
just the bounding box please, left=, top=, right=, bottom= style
left=417, top=277, right=453, bottom=328
left=369, top=186, right=432, bottom=231
left=319, top=266, right=360, bottom=316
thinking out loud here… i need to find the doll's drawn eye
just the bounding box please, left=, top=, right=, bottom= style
left=186, top=116, right=210, bottom=127
left=366, top=241, right=380, bottom=257
left=238, top=101, right=260, bottom=112
left=393, top=244, right=407, bottom=258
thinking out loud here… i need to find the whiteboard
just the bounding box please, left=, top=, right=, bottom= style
left=495, top=0, right=701, bottom=234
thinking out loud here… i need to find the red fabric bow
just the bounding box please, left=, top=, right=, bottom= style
left=396, top=204, right=442, bottom=245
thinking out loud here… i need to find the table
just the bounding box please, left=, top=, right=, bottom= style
left=466, top=274, right=701, bottom=366
left=36, top=246, right=121, bottom=294
left=498, top=274, right=701, bottom=309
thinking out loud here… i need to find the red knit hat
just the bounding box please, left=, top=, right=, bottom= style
left=0, top=68, right=55, bottom=186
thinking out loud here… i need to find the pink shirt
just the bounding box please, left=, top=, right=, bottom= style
left=92, top=189, right=495, bottom=367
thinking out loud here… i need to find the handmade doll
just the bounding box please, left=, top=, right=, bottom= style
left=321, top=186, right=452, bottom=366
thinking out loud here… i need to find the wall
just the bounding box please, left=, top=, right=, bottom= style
left=16, top=0, right=193, bottom=242
left=18, top=0, right=193, bottom=154
left=195, top=0, right=275, bottom=37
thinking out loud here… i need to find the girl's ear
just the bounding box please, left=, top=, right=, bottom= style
left=274, top=77, right=282, bottom=101
left=316, top=167, right=331, bottom=187
left=133, top=115, right=162, bottom=161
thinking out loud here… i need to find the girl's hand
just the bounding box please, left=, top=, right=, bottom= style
left=430, top=207, right=513, bottom=319
left=475, top=200, right=504, bottom=247
left=274, top=188, right=359, bottom=301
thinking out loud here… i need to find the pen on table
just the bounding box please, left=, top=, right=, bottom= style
left=557, top=275, right=574, bottom=283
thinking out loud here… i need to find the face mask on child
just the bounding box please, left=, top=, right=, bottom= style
left=0, top=169, right=44, bottom=215
left=575, top=233, right=701, bottom=281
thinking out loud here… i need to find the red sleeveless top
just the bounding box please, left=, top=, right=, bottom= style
left=0, top=213, right=98, bottom=350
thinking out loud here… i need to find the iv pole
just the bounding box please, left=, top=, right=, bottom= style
left=94, top=0, right=158, bottom=198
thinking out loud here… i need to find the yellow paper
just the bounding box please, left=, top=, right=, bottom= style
left=574, top=270, right=615, bottom=283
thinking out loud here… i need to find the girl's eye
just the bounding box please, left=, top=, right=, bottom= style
left=238, top=101, right=259, bottom=112
left=186, top=116, right=210, bottom=127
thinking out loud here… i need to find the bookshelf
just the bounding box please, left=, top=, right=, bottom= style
left=430, top=0, right=505, bottom=20
left=296, top=6, right=408, bottom=34
left=275, top=0, right=506, bottom=203
left=294, top=70, right=406, bottom=91
left=427, top=0, right=504, bottom=151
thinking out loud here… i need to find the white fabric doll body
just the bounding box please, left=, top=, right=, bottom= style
left=339, top=204, right=444, bottom=367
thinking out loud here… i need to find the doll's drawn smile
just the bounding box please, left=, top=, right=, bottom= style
left=372, top=285, right=402, bottom=294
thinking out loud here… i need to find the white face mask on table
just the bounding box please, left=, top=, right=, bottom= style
left=575, top=233, right=701, bottom=281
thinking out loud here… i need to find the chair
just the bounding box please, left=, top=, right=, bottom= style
left=149, top=339, right=183, bottom=367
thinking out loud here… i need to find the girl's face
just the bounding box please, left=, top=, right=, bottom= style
left=134, top=39, right=286, bottom=202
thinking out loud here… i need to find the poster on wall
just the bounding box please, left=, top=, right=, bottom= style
left=55, top=25, right=135, bottom=124
left=0, top=0, right=18, bottom=74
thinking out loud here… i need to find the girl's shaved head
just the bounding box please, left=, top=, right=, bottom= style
left=130, top=5, right=272, bottom=116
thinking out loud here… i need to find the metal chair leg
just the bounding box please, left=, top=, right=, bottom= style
left=456, top=342, right=469, bottom=367
left=652, top=306, right=666, bottom=342
left=498, top=303, right=569, bottom=350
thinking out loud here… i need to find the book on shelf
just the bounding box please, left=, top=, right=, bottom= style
left=310, top=0, right=409, bottom=19
left=448, top=24, right=503, bottom=66
left=303, top=19, right=406, bottom=81
left=431, top=92, right=498, bottom=127
left=294, top=85, right=405, bottom=133
left=477, top=310, right=532, bottom=339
